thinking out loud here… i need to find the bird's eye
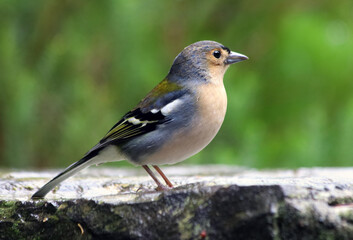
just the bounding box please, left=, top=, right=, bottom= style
left=213, top=50, right=221, bottom=59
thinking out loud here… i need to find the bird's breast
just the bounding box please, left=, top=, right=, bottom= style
left=190, top=81, right=228, bottom=149
left=195, top=82, right=228, bottom=138
left=141, top=82, right=227, bottom=165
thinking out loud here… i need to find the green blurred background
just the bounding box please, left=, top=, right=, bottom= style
left=1, top=0, right=353, bottom=169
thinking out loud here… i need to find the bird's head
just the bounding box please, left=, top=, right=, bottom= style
left=167, top=40, right=248, bottom=85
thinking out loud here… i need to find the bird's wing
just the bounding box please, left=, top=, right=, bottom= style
left=84, top=85, right=188, bottom=159
left=100, top=108, right=168, bottom=143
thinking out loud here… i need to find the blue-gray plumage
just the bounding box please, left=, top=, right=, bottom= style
left=31, top=40, right=248, bottom=199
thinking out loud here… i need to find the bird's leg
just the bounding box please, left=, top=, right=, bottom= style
left=153, top=165, right=173, bottom=188
left=142, top=165, right=169, bottom=191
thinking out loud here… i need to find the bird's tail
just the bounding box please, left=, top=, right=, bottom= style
left=31, top=156, right=93, bottom=199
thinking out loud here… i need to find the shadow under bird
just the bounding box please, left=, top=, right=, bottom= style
left=31, top=40, right=248, bottom=199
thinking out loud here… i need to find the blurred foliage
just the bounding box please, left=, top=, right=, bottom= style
left=1, top=0, right=353, bottom=169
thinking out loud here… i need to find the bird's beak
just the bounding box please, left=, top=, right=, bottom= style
left=225, top=51, right=249, bottom=64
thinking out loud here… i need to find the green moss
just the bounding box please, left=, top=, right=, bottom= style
left=177, top=195, right=210, bottom=240
left=49, top=215, right=60, bottom=222
left=338, top=208, right=353, bottom=223
left=24, top=186, right=34, bottom=190
left=57, top=202, right=68, bottom=210
left=52, top=185, right=59, bottom=194
left=10, top=222, right=21, bottom=236
left=0, top=200, right=17, bottom=208
left=34, top=200, right=46, bottom=207
left=329, top=197, right=353, bottom=206
left=0, top=200, right=17, bottom=220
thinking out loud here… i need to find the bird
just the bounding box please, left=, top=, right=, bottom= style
left=31, top=40, right=248, bottom=199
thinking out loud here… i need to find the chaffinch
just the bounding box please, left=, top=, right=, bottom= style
left=31, top=40, right=248, bottom=199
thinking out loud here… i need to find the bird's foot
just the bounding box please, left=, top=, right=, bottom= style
left=155, top=185, right=172, bottom=191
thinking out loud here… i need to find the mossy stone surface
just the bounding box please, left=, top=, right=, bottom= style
left=1, top=166, right=353, bottom=239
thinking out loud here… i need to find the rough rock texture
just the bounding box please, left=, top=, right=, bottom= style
left=1, top=166, right=353, bottom=240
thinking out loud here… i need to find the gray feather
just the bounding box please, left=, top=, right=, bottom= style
left=31, top=157, right=92, bottom=199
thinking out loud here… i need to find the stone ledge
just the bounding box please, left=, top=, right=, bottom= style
left=1, top=166, right=353, bottom=239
